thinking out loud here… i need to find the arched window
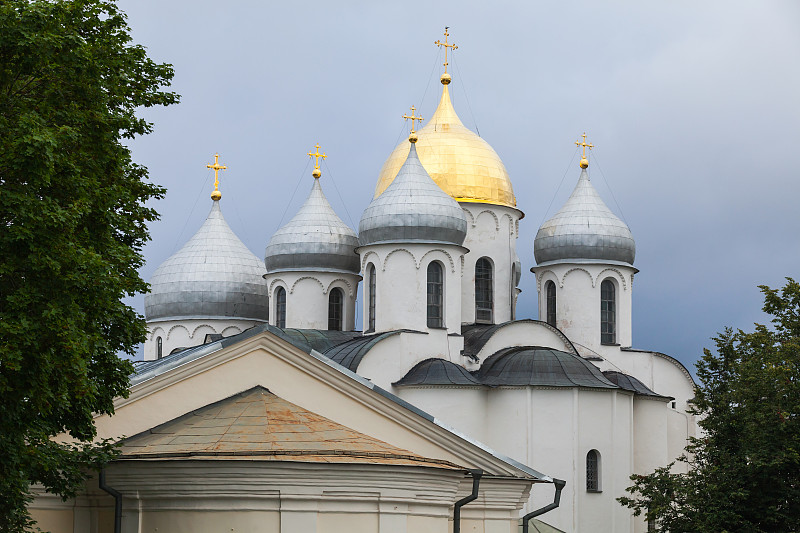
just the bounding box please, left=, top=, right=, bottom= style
left=275, top=286, right=286, bottom=329
left=586, top=449, right=601, bottom=492
left=156, top=336, right=163, bottom=359
left=546, top=280, right=557, bottom=327
left=427, top=262, right=444, bottom=328
left=601, top=279, right=616, bottom=344
left=367, top=264, right=376, bottom=332
left=328, top=288, right=343, bottom=331
left=475, top=257, right=493, bottom=323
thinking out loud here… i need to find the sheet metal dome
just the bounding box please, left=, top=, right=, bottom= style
left=374, top=80, right=517, bottom=208
left=534, top=168, right=635, bottom=265
left=265, top=178, right=359, bottom=274
left=477, top=346, right=618, bottom=388
left=359, top=141, right=468, bottom=247
left=145, top=201, right=269, bottom=321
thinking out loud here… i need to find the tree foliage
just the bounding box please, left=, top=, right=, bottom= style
left=619, top=278, right=800, bottom=532
left=0, top=1, right=177, bottom=530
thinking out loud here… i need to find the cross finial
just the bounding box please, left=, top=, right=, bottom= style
left=206, top=153, right=227, bottom=200
left=402, top=105, right=425, bottom=143
left=575, top=133, right=593, bottom=169
left=307, top=143, right=326, bottom=179
left=435, top=27, right=458, bottom=79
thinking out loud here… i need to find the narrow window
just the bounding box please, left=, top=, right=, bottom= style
left=367, top=264, right=376, bottom=332
left=546, top=280, right=557, bottom=327
left=475, top=257, right=493, bottom=323
left=586, top=449, right=601, bottom=492
left=648, top=519, right=657, bottom=532
left=328, top=288, right=343, bottom=331
left=156, top=336, right=163, bottom=359
left=427, top=262, right=444, bottom=328
left=511, top=263, right=517, bottom=321
left=601, top=279, right=616, bottom=344
left=275, top=286, right=286, bottom=329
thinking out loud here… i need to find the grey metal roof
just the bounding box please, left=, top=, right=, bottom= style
left=461, top=320, right=578, bottom=359
left=393, top=358, right=482, bottom=387
left=322, top=330, right=412, bottom=372
left=358, top=142, right=468, bottom=247
left=265, top=179, right=360, bottom=274
left=145, top=201, right=269, bottom=321
left=534, top=169, right=635, bottom=265
left=477, top=346, right=619, bottom=388
left=602, top=371, right=673, bottom=400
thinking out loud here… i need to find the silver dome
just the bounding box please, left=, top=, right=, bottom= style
left=359, top=142, right=468, bottom=247
left=534, top=169, right=635, bottom=265
left=145, top=201, right=269, bottom=321
left=264, top=179, right=359, bottom=274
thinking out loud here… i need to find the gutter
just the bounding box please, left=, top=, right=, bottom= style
left=521, top=478, right=566, bottom=533
left=98, top=469, right=122, bottom=533
left=453, top=469, right=483, bottom=533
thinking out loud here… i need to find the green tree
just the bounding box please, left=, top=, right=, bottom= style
left=0, top=1, right=177, bottom=530
left=619, top=278, right=800, bottom=532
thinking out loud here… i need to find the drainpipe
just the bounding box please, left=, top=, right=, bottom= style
left=521, top=478, right=566, bottom=533
left=98, top=469, right=122, bottom=533
left=453, top=469, right=483, bottom=533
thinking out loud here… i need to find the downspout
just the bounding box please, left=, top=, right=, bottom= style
left=453, top=469, right=483, bottom=533
left=98, top=469, right=122, bottom=533
left=521, top=478, right=566, bottom=533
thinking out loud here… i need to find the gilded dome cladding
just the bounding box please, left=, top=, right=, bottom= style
left=534, top=169, right=636, bottom=265
left=145, top=201, right=269, bottom=321
left=374, top=84, right=517, bottom=208
left=265, top=179, right=360, bottom=274
left=359, top=142, right=468, bottom=247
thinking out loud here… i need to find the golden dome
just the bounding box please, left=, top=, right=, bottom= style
left=374, top=84, right=517, bottom=208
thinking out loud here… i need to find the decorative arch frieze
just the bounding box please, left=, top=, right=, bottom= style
left=166, top=323, right=190, bottom=339
left=561, top=267, right=594, bottom=288
left=360, top=250, right=381, bottom=273
left=268, top=278, right=288, bottom=294
left=461, top=207, right=476, bottom=227
left=221, top=325, right=243, bottom=336
left=475, top=209, right=500, bottom=232
left=595, top=268, right=627, bottom=291
left=326, top=277, right=355, bottom=297
left=382, top=248, right=416, bottom=272
left=501, top=213, right=515, bottom=236
left=418, top=249, right=456, bottom=273
left=289, top=276, right=325, bottom=295
left=190, top=323, right=218, bottom=339
left=535, top=269, right=560, bottom=293
left=148, top=326, right=166, bottom=342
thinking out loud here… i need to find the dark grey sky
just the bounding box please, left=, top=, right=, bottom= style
left=120, top=1, right=800, bottom=375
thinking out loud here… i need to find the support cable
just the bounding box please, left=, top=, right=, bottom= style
left=538, top=146, right=580, bottom=228
left=276, top=158, right=311, bottom=230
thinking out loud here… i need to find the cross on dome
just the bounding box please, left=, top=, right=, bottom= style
left=435, top=27, right=458, bottom=84
left=308, top=143, right=327, bottom=178
left=402, top=105, right=424, bottom=143
left=575, top=133, right=593, bottom=169
left=206, top=153, right=228, bottom=200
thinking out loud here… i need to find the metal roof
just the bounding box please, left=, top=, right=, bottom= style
left=461, top=320, right=578, bottom=359
left=118, top=386, right=463, bottom=469
left=534, top=169, right=635, bottom=265
left=322, top=330, right=412, bottom=371
left=359, top=142, right=468, bottom=247
left=265, top=179, right=360, bottom=274
left=145, top=201, right=269, bottom=321
left=393, top=358, right=482, bottom=386
left=602, top=371, right=673, bottom=399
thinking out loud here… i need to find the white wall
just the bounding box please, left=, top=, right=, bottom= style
left=145, top=318, right=263, bottom=360
left=264, top=271, right=361, bottom=331
left=460, top=204, right=522, bottom=325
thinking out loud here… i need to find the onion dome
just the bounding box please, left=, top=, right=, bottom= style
left=477, top=346, right=618, bottom=388
left=534, top=168, right=635, bottom=265
left=359, top=141, right=468, bottom=247
left=145, top=201, right=269, bottom=321
left=265, top=178, right=359, bottom=274
left=374, top=77, right=517, bottom=208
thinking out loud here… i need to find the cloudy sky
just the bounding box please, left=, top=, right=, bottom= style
left=119, top=0, right=800, bottom=374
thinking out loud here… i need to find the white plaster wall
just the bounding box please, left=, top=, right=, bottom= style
left=460, top=204, right=522, bottom=325
left=533, top=262, right=635, bottom=353
left=359, top=243, right=464, bottom=335
left=144, top=318, right=262, bottom=361
left=472, top=321, right=576, bottom=363
left=397, top=387, right=488, bottom=444
left=264, top=271, right=360, bottom=331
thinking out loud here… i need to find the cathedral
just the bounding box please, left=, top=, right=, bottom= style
left=31, top=31, right=697, bottom=533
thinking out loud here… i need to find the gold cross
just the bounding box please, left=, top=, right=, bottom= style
left=206, top=153, right=227, bottom=200
left=402, top=105, right=424, bottom=134
left=308, top=143, right=326, bottom=178
left=575, top=133, right=593, bottom=169
left=435, top=27, right=458, bottom=74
